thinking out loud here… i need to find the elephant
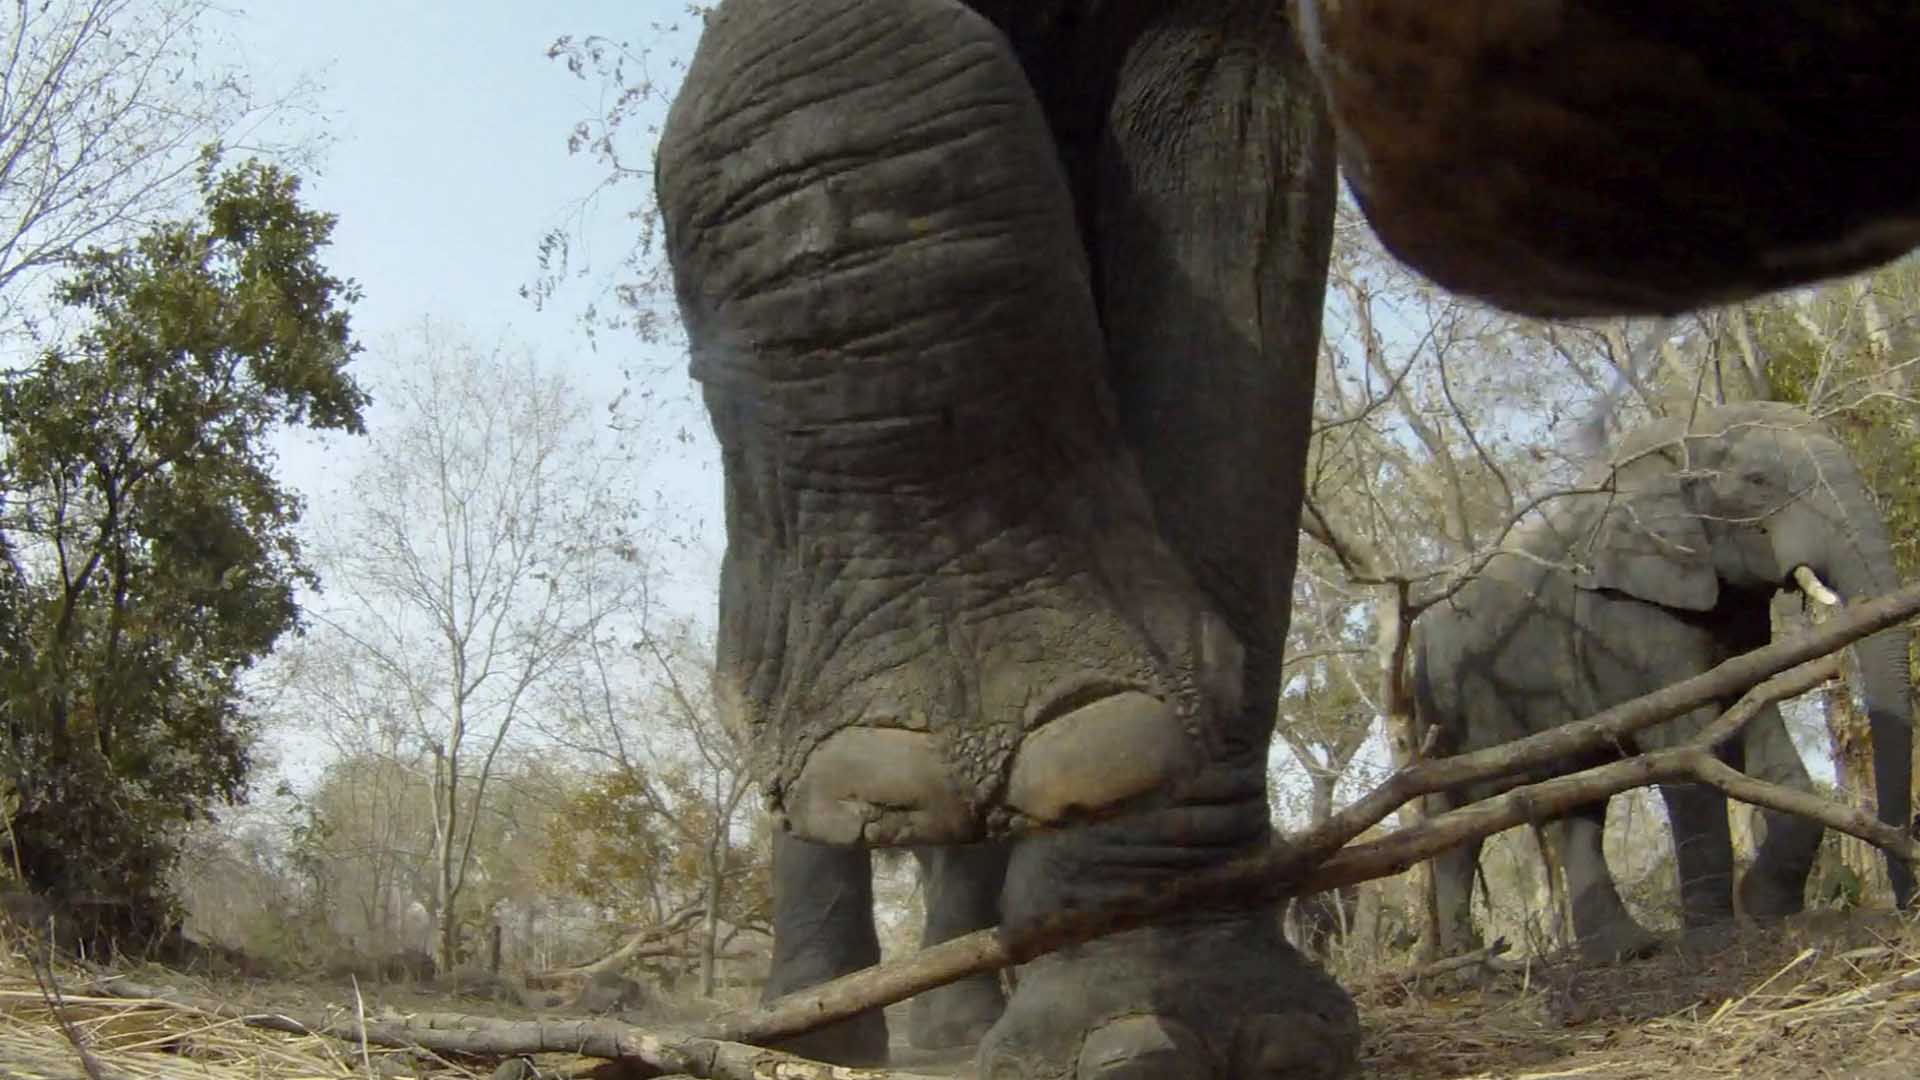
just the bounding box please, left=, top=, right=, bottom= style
left=655, top=1, right=1920, bottom=1076
left=1414, top=402, right=1915, bottom=963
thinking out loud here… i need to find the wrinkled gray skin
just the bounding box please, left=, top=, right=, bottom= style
left=661, top=1, right=1356, bottom=1076
left=656, top=0, right=1920, bottom=1075
left=1415, top=403, right=1915, bottom=963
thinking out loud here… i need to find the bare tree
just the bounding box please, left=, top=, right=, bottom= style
left=539, top=613, right=766, bottom=997
left=306, top=320, right=648, bottom=971
left=0, top=0, right=321, bottom=348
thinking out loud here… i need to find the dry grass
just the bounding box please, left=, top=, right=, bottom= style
left=1360, top=909, right=1920, bottom=1080
left=0, top=911, right=1915, bottom=1079
left=0, top=961, right=490, bottom=1079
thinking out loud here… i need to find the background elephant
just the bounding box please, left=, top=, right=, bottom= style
left=658, top=1, right=1920, bottom=1076
left=1414, top=402, right=1915, bottom=962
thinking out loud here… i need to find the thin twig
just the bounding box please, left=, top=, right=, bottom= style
left=350, top=974, right=374, bottom=1078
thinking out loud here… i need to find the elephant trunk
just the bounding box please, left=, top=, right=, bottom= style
left=1820, top=541, right=1916, bottom=909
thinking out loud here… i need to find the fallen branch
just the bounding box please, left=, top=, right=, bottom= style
left=713, top=581, right=1920, bottom=1047
left=547, top=905, right=707, bottom=980
left=1357, top=939, right=1511, bottom=994
left=82, top=978, right=948, bottom=1080
left=1301, top=655, right=1860, bottom=892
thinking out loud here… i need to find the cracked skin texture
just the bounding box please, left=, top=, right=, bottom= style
left=660, top=0, right=1247, bottom=847
left=659, top=0, right=1356, bottom=1075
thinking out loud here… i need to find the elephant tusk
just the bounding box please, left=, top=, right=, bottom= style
left=1793, top=565, right=1841, bottom=606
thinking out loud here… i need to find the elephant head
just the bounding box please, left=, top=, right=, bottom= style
left=1570, top=401, right=1915, bottom=907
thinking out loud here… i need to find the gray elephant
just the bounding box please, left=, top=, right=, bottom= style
left=655, top=1, right=1920, bottom=1076
left=1415, top=402, right=1915, bottom=962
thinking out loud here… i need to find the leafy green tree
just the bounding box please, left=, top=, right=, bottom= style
left=0, top=158, right=367, bottom=951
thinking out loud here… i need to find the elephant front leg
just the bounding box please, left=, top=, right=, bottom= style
left=1735, top=704, right=1822, bottom=920
left=1657, top=781, right=1738, bottom=930
left=978, top=1, right=1360, bottom=1076
left=761, top=835, right=889, bottom=1066
left=983, top=795, right=1357, bottom=1080
left=1545, top=807, right=1661, bottom=962
left=661, top=0, right=1242, bottom=851
left=1429, top=801, right=1487, bottom=958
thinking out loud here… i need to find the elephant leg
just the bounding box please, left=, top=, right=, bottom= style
left=660, top=4, right=1348, bottom=1075
left=1429, top=795, right=1486, bottom=957
left=761, top=834, right=888, bottom=1066
left=979, top=5, right=1359, bottom=1079
left=1544, top=806, right=1659, bottom=962
left=1736, top=703, right=1822, bottom=920
left=660, top=0, right=1246, bottom=852
left=1656, top=781, right=1737, bottom=929
left=908, top=843, right=1010, bottom=1050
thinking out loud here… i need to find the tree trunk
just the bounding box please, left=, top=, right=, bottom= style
left=1376, top=584, right=1439, bottom=959
left=433, top=746, right=459, bottom=973
left=701, top=840, right=723, bottom=997
left=1823, top=531, right=1916, bottom=908
left=1824, top=669, right=1890, bottom=902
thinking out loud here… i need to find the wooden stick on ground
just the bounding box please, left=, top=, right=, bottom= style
left=80, top=979, right=951, bottom=1080
left=1357, top=939, right=1512, bottom=994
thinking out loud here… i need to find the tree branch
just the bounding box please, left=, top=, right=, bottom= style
left=709, top=581, right=1920, bottom=1047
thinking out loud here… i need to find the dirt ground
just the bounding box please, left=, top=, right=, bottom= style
left=1, top=910, right=1916, bottom=1078
left=892, top=911, right=1920, bottom=1079
left=1357, top=910, right=1920, bottom=1080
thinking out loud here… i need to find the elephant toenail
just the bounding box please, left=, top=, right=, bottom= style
left=1007, top=692, right=1197, bottom=824
left=785, top=727, right=976, bottom=845
left=1076, top=1015, right=1211, bottom=1080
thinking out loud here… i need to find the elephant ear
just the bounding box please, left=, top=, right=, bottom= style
left=1572, top=480, right=1720, bottom=612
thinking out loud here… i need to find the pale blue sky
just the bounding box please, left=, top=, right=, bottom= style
left=229, top=1, right=722, bottom=622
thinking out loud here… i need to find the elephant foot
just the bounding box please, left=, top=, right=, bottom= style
left=977, top=915, right=1360, bottom=1080
left=1738, top=867, right=1810, bottom=923
left=786, top=660, right=1234, bottom=847
left=1575, top=920, right=1663, bottom=965
left=674, top=0, right=1245, bottom=853
left=909, top=971, right=1006, bottom=1050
